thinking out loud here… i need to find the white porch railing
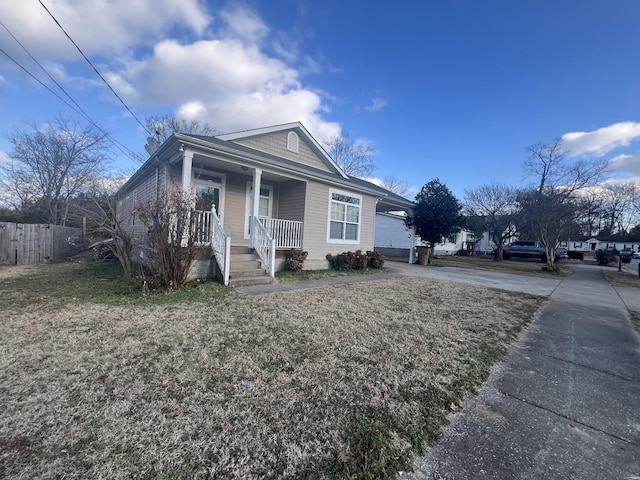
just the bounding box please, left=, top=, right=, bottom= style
left=252, top=216, right=276, bottom=278
left=259, top=218, right=303, bottom=249
left=195, top=209, right=230, bottom=286
left=194, top=210, right=212, bottom=244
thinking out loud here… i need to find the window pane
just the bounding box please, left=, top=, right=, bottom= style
left=345, top=224, right=358, bottom=240
left=196, top=186, right=219, bottom=213
left=259, top=197, right=269, bottom=217
left=330, top=221, right=344, bottom=239
left=346, top=205, right=359, bottom=223
left=331, top=202, right=345, bottom=221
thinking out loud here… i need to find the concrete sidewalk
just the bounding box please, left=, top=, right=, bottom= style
left=402, top=263, right=640, bottom=479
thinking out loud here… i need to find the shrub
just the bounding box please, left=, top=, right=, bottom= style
left=595, top=249, right=615, bottom=265
left=367, top=250, right=385, bottom=268
left=326, top=251, right=355, bottom=271
left=353, top=250, right=369, bottom=269
left=567, top=251, right=584, bottom=260
left=326, top=250, right=386, bottom=271
left=284, top=249, right=308, bottom=272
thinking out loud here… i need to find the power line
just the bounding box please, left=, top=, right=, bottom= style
left=0, top=18, right=145, bottom=163
left=0, top=46, right=144, bottom=164
left=38, top=0, right=154, bottom=138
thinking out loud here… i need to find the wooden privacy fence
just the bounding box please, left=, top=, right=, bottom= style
left=0, top=222, right=82, bottom=265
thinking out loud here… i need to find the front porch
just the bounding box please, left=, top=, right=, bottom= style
left=192, top=206, right=304, bottom=286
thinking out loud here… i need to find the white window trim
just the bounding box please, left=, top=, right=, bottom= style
left=244, top=181, right=274, bottom=239
left=327, top=188, right=362, bottom=244
left=192, top=171, right=226, bottom=224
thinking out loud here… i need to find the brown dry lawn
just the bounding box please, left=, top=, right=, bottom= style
left=0, top=258, right=545, bottom=479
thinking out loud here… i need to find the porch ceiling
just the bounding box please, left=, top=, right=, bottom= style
left=191, top=153, right=299, bottom=183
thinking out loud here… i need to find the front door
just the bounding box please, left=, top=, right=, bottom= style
left=195, top=184, right=221, bottom=216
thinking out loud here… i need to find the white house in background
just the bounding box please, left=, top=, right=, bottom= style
left=374, top=212, right=416, bottom=260
left=374, top=212, right=491, bottom=258
left=560, top=238, right=640, bottom=253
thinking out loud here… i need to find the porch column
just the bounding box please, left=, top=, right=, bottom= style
left=181, top=149, right=193, bottom=194
left=250, top=168, right=262, bottom=248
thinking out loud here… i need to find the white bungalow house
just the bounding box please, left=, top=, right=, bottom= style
left=117, top=122, right=415, bottom=286
left=560, top=238, right=640, bottom=253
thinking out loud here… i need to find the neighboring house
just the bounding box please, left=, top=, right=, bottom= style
left=373, top=213, right=485, bottom=259
left=560, top=238, right=640, bottom=253
left=117, top=122, right=414, bottom=286
left=433, top=229, right=477, bottom=256
left=374, top=212, right=416, bottom=259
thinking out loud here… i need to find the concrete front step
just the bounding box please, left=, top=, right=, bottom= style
left=231, top=260, right=264, bottom=270
left=231, top=253, right=257, bottom=262
left=229, top=275, right=274, bottom=287
left=230, top=268, right=267, bottom=278
left=228, top=249, right=272, bottom=287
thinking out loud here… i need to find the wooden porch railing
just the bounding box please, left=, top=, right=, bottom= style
left=252, top=216, right=276, bottom=278
left=194, top=209, right=230, bottom=285
left=259, top=218, right=303, bottom=249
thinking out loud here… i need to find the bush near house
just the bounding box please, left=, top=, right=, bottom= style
left=595, top=248, right=616, bottom=265
left=284, top=249, right=309, bottom=272
left=567, top=251, right=584, bottom=260
left=326, top=250, right=385, bottom=271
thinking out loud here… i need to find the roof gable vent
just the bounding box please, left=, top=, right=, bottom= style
left=287, top=131, right=299, bottom=153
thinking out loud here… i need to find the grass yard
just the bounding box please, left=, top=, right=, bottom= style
left=0, top=257, right=544, bottom=479
left=429, top=254, right=575, bottom=277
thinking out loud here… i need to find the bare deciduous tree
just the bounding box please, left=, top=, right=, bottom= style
left=377, top=175, right=414, bottom=198
left=144, top=115, right=216, bottom=154
left=599, top=182, right=640, bottom=235
left=520, top=139, right=607, bottom=270
left=138, top=188, right=199, bottom=290
left=1, top=116, right=110, bottom=225
left=463, top=183, right=519, bottom=260
left=324, top=132, right=375, bottom=177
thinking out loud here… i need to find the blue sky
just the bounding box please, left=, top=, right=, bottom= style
left=1, top=1, right=640, bottom=199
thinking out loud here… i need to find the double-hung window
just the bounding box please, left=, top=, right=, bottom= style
left=328, top=190, right=361, bottom=243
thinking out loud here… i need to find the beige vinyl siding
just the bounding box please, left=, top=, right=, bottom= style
left=219, top=172, right=250, bottom=243
left=118, top=167, right=165, bottom=244
left=232, top=131, right=333, bottom=173
left=278, top=180, right=306, bottom=222
left=301, top=181, right=376, bottom=268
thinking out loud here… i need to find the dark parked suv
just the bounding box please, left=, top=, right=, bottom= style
left=502, top=240, right=567, bottom=262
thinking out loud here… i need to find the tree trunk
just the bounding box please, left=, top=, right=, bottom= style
left=495, top=244, right=504, bottom=261
left=544, top=246, right=558, bottom=272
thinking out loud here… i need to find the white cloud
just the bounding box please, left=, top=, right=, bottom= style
left=0, top=0, right=211, bottom=60
left=0, top=151, right=10, bottom=164
left=607, top=153, right=640, bottom=177
left=219, top=6, right=269, bottom=44
left=103, top=8, right=342, bottom=143
left=364, top=97, right=388, bottom=112
left=0, top=2, right=342, bottom=145
left=176, top=101, right=207, bottom=122
left=561, top=122, right=640, bottom=157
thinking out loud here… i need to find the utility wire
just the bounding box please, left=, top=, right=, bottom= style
left=38, top=0, right=154, bottom=138
left=0, top=18, right=93, bottom=123
left=0, top=46, right=144, bottom=164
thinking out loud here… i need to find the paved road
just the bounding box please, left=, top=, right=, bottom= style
left=399, top=263, right=640, bottom=479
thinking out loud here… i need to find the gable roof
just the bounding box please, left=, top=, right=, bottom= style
left=118, top=123, right=415, bottom=212
left=216, top=122, right=348, bottom=179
